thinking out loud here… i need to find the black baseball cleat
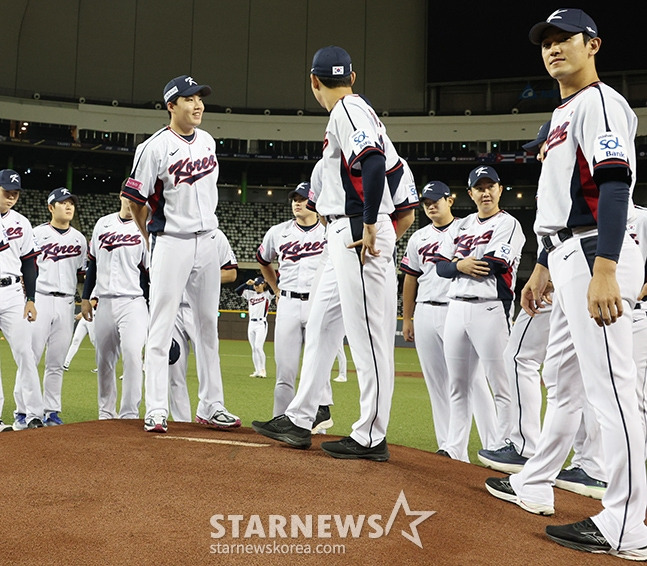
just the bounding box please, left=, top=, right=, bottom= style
left=251, top=415, right=312, bottom=449
left=436, top=449, right=451, bottom=457
left=27, top=418, right=44, bottom=429
left=312, top=405, right=333, bottom=434
left=320, top=436, right=390, bottom=462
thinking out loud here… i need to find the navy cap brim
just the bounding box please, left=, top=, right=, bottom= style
left=529, top=21, right=586, bottom=45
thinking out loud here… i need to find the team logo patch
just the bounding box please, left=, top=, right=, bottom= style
left=408, top=184, right=419, bottom=203
left=349, top=129, right=373, bottom=155
left=332, top=66, right=344, bottom=76
left=496, top=242, right=512, bottom=261
left=125, top=177, right=143, bottom=190
left=594, top=132, right=628, bottom=165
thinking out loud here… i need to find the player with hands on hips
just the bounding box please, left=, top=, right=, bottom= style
left=401, top=181, right=499, bottom=455
left=256, top=181, right=327, bottom=414
left=483, top=9, right=647, bottom=560
left=435, top=165, right=526, bottom=462
left=235, top=277, right=273, bottom=379
left=123, top=74, right=240, bottom=433
left=81, top=188, right=148, bottom=420
left=0, top=169, right=45, bottom=430
left=30, top=188, right=86, bottom=426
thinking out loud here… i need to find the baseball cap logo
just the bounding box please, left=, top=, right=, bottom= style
left=546, top=9, right=567, bottom=23
left=474, top=167, right=489, bottom=177
left=10, top=174, right=19, bottom=183
left=185, top=76, right=197, bottom=86
left=61, top=188, right=71, bottom=195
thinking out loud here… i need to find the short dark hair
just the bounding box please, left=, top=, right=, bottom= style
left=316, top=75, right=353, bottom=89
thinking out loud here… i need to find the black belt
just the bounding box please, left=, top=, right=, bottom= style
left=541, top=228, right=574, bottom=253
left=0, top=276, right=20, bottom=287
left=455, top=296, right=479, bottom=302
left=47, top=292, right=70, bottom=297
left=281, top=290, right=309, bottom=301
left=251, top=318, right=266, bottom=322
left=423, top=300, right=448, bottom=306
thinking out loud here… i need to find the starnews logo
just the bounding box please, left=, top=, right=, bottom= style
left=209, top=490, right=435, bottom=555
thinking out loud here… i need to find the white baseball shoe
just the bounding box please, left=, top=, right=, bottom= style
left=333, top=374, right=347, bottom=383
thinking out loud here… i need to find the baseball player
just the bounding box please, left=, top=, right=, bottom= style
left=81, top=190, right=148, bottom=420
left=332, top=341, right=347, bottom=382
left=123, top=74, right=240, bottom=433
left=63, top=298, right=97, bottom=371
left=235, top=277, right=273, bottom=378
left=253, top=47, right=418, bottom=461
left=485, top=10, right=647, bottom=559
left=434, top=165, right=525, bottom=462
left=29, top=188, right=86, bottom=426
left=256, top=181, right=327, bottom=415
left=169, top=228, right=237, bottom=422
left=0, top=169, right=45, bottom=430
left=401, top=181, right=499, bottom=454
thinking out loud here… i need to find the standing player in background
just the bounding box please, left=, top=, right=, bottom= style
left=332, top=341, right=347, bottom=382
left=235, top=277, right=273, bottom=379
left=30, top=188, right=86, bottom=426
left=81, top=190, right=148, bottom=420
left=253, top=47, right=417, bottom=461
left=256, top=181, right=327, bottom=415
left=63, top=297, right=97, bottom=371
left=123, top=74, right=240, bottom=433
left=485, top=9, right=647, bottom=559
left=0, top=169, right=44, bottom=430
left=168, top=228, right=237, bottom=423
left=435, top=165, right=525, bottom=462
left=401, top=181, right=498, bottom=454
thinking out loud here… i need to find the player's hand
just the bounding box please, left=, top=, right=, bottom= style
left=402, top=319, right=414, bottom=342
left=348, top=223, right=380, bottom=265
left=456, top=257, right=489, bottom=278
left=24, top=300, right=37, bottom=322
left=81, top=299, right=94, bottom=322
left=521, top=263, right=551, bottom=317
left=588, top=257, right=622, bottom=327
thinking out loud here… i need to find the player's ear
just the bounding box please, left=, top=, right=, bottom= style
left=349, top=71, right=356, bottom=86
left=310, top=74, right=319, bottom=90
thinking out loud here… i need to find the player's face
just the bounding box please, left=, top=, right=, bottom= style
left=468, top=180, right=502, bottom=217
left=50, top=199, right=75, bottom=223
left=422, top=197, right=452, bottom=225
left=0, top=188, right=20, bottom=213
left=169, top=95, right=204, bottom=134
left=291, top=195, right=308, bottom=217
left=540, top=31, right=599, bottom=83
left=253, top=284, right=264, bottom=293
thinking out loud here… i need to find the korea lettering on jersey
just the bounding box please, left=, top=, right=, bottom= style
left=33, top=224, right=87, bottom=295
left=535, top=82, right=637, bottom=236
left=243, top=290, right=272, bottom=320
left=256, top=220, right=326, bottom=292
left=401, top=220, right=459, bottom=303
left=0, top=210, right=39, bottom=278
left=89, top=213, right=148, bottom=297
left=122, top=126, right=219, bottom=235
left=436, top=211, right=525, bottom=302
left=315, top=94, right=400, bottom=218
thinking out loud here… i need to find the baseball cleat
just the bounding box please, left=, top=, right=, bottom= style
left=27, top=418, right=45, bottom=429
left=0, top=419, right=14, bottom=432
left=12, top=413, right=27, bottom=431
left=44, top=411, right=64, bottom=426
left=485, top=477, right=554, bottom=515
left=478, top=440, right=528, bottom=474
left=333, top=374, right=347, bottom=383
left=63, top=364, right=69, bottom=371
left=252, top=415, right=311, bottom=449
left=554, top=467, right=607, bottom=500
left=249, top=372, right=259, bottom=378
left=144, top=414, right=168, bottom=433
left=546, top=518, right=647, bottom=559
left=312, top=405, right=333, bottom=434
left=195, top=409, right=241, bottom=430
left=436, top=449, right=451, bottom=458
left=320, top=437, right=390, bottom=462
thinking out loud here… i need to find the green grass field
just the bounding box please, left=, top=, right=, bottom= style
left=0, top=335, right=489, bottom=463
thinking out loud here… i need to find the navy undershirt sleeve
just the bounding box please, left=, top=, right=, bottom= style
left=82, top=258, right=97, bottom=300
left=21, top=255, right=38, bottom=299
left=436, top=260, right=459, bottom=279
left=596, top=180, right=629, bottom=262
left=360, top=152, right=386, bottom=224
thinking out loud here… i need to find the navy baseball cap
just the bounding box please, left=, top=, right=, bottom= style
left=287, top=181, right=310, bottom=201
left=163, top=75, right=212, bottom=104
left=529, top=9, right=598, bottom=45
left=522, top=121, right=551, bottom=153
left=421, top=181, right=451, bottom=202
left=0, top=169, right=23, bottom=191
left=468, top=166, right=500, bottom=188
left=311, top=46, right=353, bottom=78
left=253, top=277, right=265, bottom=286
left=47, top=187, right=79, bottom=205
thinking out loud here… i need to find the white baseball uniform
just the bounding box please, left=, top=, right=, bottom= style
left=257, top=217, right=327, bottom=415
left=284, top=97, right=418, bottom=448
left=31, top=222, right=87, bottom=415
left=510, top=81, right=647, bottom=550
left=237, top=285, right=273, bottom=376
left=0, top=209, right=45, bottom=424
left=123, top=125, right=230, bottom=423
left=86, top=212, right=148, bottom=419
left=437, top=209, right=526, bottom=461
left=64, top=316, right=96, bottom=369
left=169, top=228, right=237, bottom=422
left=401, top=218, right=498, bottom=452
